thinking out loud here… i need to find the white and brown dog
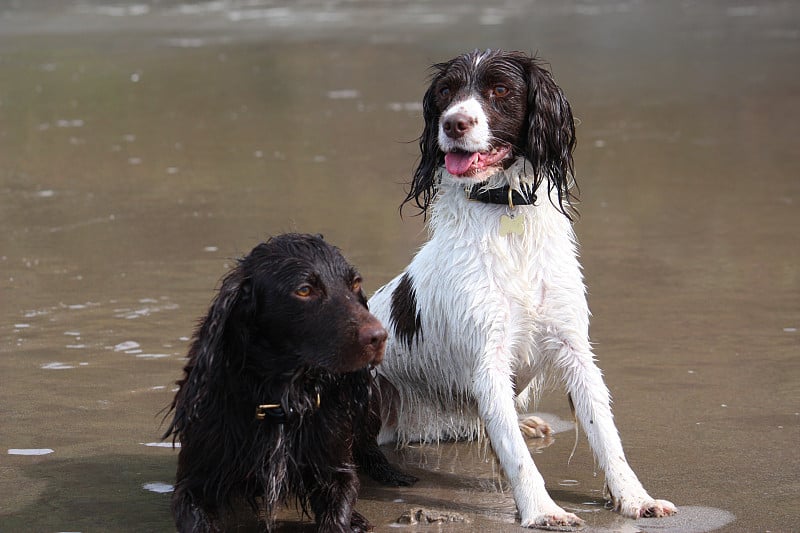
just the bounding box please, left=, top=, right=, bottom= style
left=368, top=50, right=676, bottom=530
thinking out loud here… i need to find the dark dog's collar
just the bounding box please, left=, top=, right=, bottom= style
left=467, top=183, right=537, bottom=207
left=254, top=403, right=289, bottom=422
left=255, top=390, right=321, bottom=423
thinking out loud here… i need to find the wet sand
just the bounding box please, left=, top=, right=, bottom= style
left=1, top=1, right=798, bottom=532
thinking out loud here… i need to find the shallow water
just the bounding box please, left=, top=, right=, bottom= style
left=1, top=1, right=798, bottom=532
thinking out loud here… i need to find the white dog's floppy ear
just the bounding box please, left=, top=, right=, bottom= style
left=403, top=59, right=455, bottom=218
left=525, top=58, right=577, bottom=218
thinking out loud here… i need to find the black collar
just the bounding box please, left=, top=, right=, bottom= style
left=254, top=403, right=289, bottom=422
left=255, top=390, right=321, bottom=424
left=467, top=183, right=537, bottom=206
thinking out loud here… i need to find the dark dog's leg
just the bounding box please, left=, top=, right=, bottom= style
left=171, top=484, right=220, bottom=533
left=171, top=451, right=223, bottom=533
left=354, top=384, right=418, bottom=487
left=354, top=436, right=418, bottom=487
left=349, top=509, right=372, bottom=533
left=311, top=468, right=371, bottom=533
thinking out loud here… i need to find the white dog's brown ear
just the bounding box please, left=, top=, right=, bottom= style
left=525, top=59, right=577, bottom=218
left=403, top=60, right=453, bottom=218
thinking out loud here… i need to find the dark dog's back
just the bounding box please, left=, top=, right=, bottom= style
left=163, top=233, right=415, bottom=533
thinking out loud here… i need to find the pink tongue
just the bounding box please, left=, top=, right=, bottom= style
left=445, top=151, right=479, bottom=176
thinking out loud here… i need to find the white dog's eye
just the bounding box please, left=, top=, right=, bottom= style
left=492, top=85, right=509, bottom=97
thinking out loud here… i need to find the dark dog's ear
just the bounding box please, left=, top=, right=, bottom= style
left=166, top=266, right=247, bottom=434
left=191, top=267, right=248, bottom=375
left=402, top=63, right=449, bottom=218
left=525, top=59, right=577, bottom=219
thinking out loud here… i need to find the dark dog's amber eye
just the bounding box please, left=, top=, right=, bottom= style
left=295, top=285, right=312, bottom=298
left=492, top=85, right=509, bottom=97
left=351, top=278, right=362, bottom=293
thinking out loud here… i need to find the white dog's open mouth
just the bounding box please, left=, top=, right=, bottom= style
left=444, top=146, right=511, bottom=177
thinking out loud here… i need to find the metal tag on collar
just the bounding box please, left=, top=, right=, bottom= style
left=499, top=187, right=524, bottom=236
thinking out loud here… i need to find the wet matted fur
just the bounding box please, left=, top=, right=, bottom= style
left=163, top=233, right=415, bottom=533
left=368, top=50, right=676, bottom=530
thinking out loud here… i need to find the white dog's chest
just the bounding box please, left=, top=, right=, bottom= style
left=371, top=182, right=588, bottom=416
left=404, top=203, right=576, bottom=365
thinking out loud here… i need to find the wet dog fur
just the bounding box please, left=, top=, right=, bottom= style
left=163, top=233, right=416, bottom=533
left=368, top=50, right=676, bottom=529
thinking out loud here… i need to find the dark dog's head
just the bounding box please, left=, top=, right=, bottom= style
left=202, top=233, right=386, bottom=376
left=404, top=49, right=576, bottom=217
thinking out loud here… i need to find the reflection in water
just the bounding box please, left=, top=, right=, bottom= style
left=0, top=1, right=797, bottom=532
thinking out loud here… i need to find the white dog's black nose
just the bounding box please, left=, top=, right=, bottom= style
left=442, top=112, right=476, bottom=139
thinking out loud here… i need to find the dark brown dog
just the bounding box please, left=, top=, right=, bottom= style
left=163, top=233, right=416, bottom=532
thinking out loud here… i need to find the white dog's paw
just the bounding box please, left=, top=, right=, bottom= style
left=637, top=499, right=677, bottom=518
left=614, top=496, right=677, bottom=519
left=521, top=510, right=584, bottom=531
left=519, top=415, right=552, bottom=439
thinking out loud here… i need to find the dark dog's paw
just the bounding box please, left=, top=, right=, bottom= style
left=387, top=469, right=419, bottom=487
left=350, top=510, right=374, bottom=532
left=367, top=462, right=419, bottom=487
left=356, top=445, right=418, bottom=486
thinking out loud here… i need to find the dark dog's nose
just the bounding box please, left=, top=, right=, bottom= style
left=442, top=112, right=475, bottom=139
left=360, top=323, right=388, bottom=350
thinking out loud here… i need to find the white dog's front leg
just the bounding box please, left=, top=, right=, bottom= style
left=474, top=363, right=584, bottom=530
left=560, top=346, right=677, bottom=519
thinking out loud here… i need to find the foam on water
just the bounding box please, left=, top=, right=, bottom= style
left=113, top=299, right=179, bottom=320
left=143, top=482, right=174, bottom=493
left=143, top=442, right=180, bottom=448
left=41, top=362, right=75, bottom=370
left=387, top=102, right=423, bottom=112
left=327, top=89, right=360, bottom=99
left=227, top=7, right=292, bottom=22
left=55, top=119, right=84, bottom=128
left=79, top=4, right=151, bottom=17
left=165, top=37, right=207, bottom=48
left=8, top=448, right=54, bottom=456
left=171, top=2, right=230, bottom=16
left=114, top=341, right=140, bottom=352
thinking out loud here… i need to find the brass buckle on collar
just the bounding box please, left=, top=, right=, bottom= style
left=255, top=403, right=282, bottom=421
left=254, top=392, right=320, bottom=421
